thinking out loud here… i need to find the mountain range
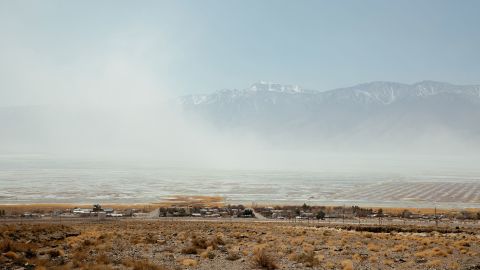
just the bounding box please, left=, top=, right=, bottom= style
left=1, top=80, right=480, bottom=155
left=181, top=81, right=480, bottom=152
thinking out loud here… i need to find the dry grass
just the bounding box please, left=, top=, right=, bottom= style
left=123, top=259, right=168, bottom=270
left=414, top=247, right=448, bottom=258
left=426, top=259, right=442, bottom=267
left=289, top=245, right=322, bottom=267
left=1, top=220, right=479, bottom=269
left=152, top=195, right=225, bottom=208
left=367, top=242, right=380, bottom=252
left=180, top=258, right=198, bottom=267
left=392, top=243, right=408, bottom=252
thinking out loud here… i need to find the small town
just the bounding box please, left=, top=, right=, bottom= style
left=0, top=204, right=256, bottom=220
left=2, top=203, right=480, bottom=226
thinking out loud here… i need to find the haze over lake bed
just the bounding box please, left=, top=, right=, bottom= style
left=1, top=156, right=479, bottom=209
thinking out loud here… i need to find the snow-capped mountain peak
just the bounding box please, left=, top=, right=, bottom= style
left=178, top=80, right=480, bottom=152
left=248, top=81, right=304, bottom=93
left=180, top=80, right=480, bottom=109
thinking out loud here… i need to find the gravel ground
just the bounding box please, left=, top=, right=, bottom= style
left=1, top=220, right=479, bottom=270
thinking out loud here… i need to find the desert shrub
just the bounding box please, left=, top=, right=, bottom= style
left=324, top=261, right=336, bottom=269
left=426, top=259, right=442, bottom=267
left=210, top=235, right=225, bottom=247
left=252, top=247, right=278, bottom=269
left=200, top=247, right=215, bottom=259
left=367, top=243, right=380, bottom=252
left=182, top=234, right=222, bottom=254
left=96, top=253, right=111, bottom=264
left=71, top=249, right=89, bottom=267
left=449, top=261, right=460, bottom=269
left=181, top=245, right=198, bottom=254
left=25, top=248, right=36, bottom=258
left=0, top=239, right=12, bottom=252
left=180, top=258, right=198, bottom=267
left=123, top=259, right=167, bottom=270
left=392, top=244, right=408, bottom=252
left=415, top=247, right=447, bottom=258
left=454, top=240, right=470, bottom=248
left=290, top=250, right=321, bottom=267
left=3, top=251, right=26, bottom=265
left=145, top=233, right=157, bottom=244
left=341, top=259, right=353, bottom=270
left=352, top=253, right=367, bottom=262
left=226, top=250, right=241, bottom=261
left=3, top=251, right=19, bottom=260
left=191, top=236, right=208, bottom=249
left=432, top=247, right=448, bottom=257
left=48, top=249, right=63, bottom=258
left=0, top=238, right=37, bottom=253
left=384, top=259, right=395, bottom=266
left=83, top=239, right=94, bottom=246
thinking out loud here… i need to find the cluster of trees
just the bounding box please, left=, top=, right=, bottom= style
left=316, top=210, right=325, bottom=220
left=158, top=205, right=253, bottom=218
left=258, top=204, right=480, bottom=221
left=241, top=209, right=254, bottom=217
left=352, top=206, right=375, bottom=217
left=159, top=207, right=188, bottom=217
left=457, top=210, right=480, bottom=220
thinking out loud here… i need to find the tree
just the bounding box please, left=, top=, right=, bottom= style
left=316, top=210, right=325, bottom=220
left=243, top=209, right=253, bottom=216
left=93, top=204, right=102, bottom=212
left=401, top=209, right=412, bottom=218
left=459, top=210, right=473, bottom=220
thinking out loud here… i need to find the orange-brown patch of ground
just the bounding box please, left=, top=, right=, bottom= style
left=152, top=195, right=225, bottom=208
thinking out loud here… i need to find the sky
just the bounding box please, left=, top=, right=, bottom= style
left=1, top=0, right=480, bottom=106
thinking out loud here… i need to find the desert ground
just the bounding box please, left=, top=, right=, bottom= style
left=1, top=219, right=480, bottom=270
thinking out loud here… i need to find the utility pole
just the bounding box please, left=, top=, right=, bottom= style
left=342, top=204, right=345, bottom=224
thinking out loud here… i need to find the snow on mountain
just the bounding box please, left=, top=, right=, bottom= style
left=248, top=81, right=307, bottom=93
left=180, top=81, right=480, bottom=151
left=183, top=80, right=480, bottom=107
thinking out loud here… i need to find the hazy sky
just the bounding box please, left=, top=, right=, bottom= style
left=1, top=0, right=480, bottom=106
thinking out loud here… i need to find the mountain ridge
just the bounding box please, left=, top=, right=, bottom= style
left=182, top=80, right=480, bottom=107
left=180, top=80, right=480, bottom=152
